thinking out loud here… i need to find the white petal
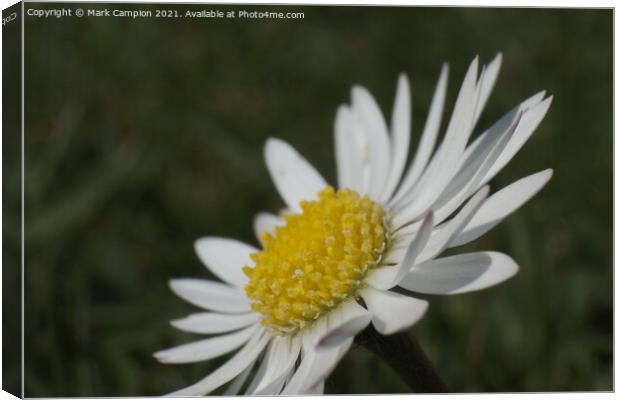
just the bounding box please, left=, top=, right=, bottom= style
left=288, top=306, right=362, bottom=394
left=170, top=312, right=260, bottom=335
left=365, top=211, right=434, bottom=290
left=473, top=53, right=502, bottom=126
left=316, top=300, right=371, bottom=349
left=346, top=106, right=372, bottom=193
left=415, top=185, right=489, bottom=263
left=520, top=90, right=547, bottom=111
left=461, top=90, right=546, bottom=166
left=391, top=64, right=448, bottom=204
left=380, top=74, right=412, bottom=202
left=304, top=380, right=326, bottom=394
left=253, top=212, right=283, bottom=244
left=399, top=251, right=519, bottom=295
left=436, top=106, right=521, bottom=210
left=194, top=238, right=256, bottom=287
left=224, top=358, right=256, bottom=395
left=392, top=57, right=480, bottom=225
left=480, top=96, right=553, bottom=186
left=264, top=138, right=328, bottom=212
left=154, top=324, right=259, bottom=364
left=281, top=351, right=316, bottom=395
left=244, top=340, right=273, bottom=394
left=449, top=169, right=553, bottom=247
left=431, top=109, right=521, bottom=224
left=253, top=373, right=287, bottom=396
left=166, top=329, right=270, bottom=396
left=245, top=336, right=282, bottom=394
left=434, top=92, right=545, bottom=224
left=334, top=105, right=362, bottom=191
left=301, top=312, right=330, bottom=348
left=281, top=319, right=331, bottom=395
left=253, top=336, right=302, bottom=395
left=253, top=371, right=291, bottom=395
left=361, top=288, right=428, bottom=335
left=351, top=86, right=391, bottom=199
left=394, top=184, right=489, bottom=263
left=367, top=290, right=427, bottom=335
left=253, top=367, right=293, bottom=395
left=169, top=279, right=250, bottom=313
left=301, top=337, right=353, bottom=393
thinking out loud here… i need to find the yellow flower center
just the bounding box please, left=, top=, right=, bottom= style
left=243, top=187, right=387, bottom=334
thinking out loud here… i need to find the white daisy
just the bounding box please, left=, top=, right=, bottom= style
left=155, top=54, right=553, bottom=396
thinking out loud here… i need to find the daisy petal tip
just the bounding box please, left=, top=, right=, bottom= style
left=193, top=237, right=210, bottom=255
left=532, top=169, right=554, bottom=191
left=397, top=72, right=410, bottom=87
left=487, top=253, right=519, bottom=286
left=351, top=86, right=371, bottom=108
left=527, top=90, right=547, bottom=106
left=336, top=103, right=349, bottom=115
left=264, top=137, right=292, bottom=158
left=168, top=278, right=192, bottom=293
left=508, top=259, right=519, bottom=278
left=445, top=251, right=519, bottom=295
left=169, top=318, right=185, bottom=331
left=153, top=350, right=169, bottom=362
left=471, top=54, right=480, bottom=68
left=168, top=279, right=182, bottom=292
left=489, top=52, right=503, bottom=68
left=264, top=136, right=280, bottom=151
left=539, top=168, right=554, bottom=182
left=420, top=298, right=430, bottom=314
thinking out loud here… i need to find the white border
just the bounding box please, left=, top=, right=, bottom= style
left=10, top=0, right=620, bottom=7
left=0, top=1, right=615, bottom=400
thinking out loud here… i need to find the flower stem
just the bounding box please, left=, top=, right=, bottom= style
left=354, top=326, right=450, bottom=393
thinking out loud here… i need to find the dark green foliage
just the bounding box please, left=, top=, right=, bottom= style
left=18, top=4, right=611, bottom=396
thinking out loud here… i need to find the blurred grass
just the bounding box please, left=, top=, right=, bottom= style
left=14, top=4, right=612, bottom=396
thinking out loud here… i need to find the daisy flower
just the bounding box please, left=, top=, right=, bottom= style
left=155, top=54, right=553, bottom=395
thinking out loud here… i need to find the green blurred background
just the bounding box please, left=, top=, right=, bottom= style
left=12, top=3, right=612, bottom=396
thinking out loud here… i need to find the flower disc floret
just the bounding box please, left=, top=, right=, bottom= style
left=243, top=187, right=386, bottom=334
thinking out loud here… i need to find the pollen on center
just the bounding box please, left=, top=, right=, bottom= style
left=243, top=186, right=387, bottom=334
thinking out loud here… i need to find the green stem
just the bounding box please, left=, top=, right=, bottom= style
left=355, top=326, right=450, bottom=393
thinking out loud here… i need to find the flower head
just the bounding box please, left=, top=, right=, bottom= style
left=244, top=187, right=387, bottom=334
left=155, top=54, right=553, bottom=395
